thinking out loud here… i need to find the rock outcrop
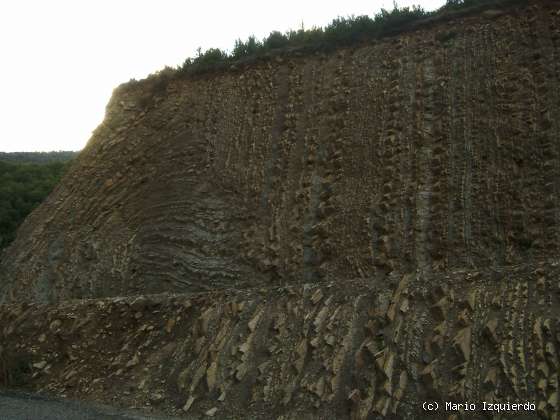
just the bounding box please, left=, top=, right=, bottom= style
left=2, top=1, right=560, bottom=418
left=2, top=265, right=560, bottom=418
left=3, top=2, right=560, bottom=303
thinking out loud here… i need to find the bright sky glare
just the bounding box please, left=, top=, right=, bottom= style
left=0, top=0, right=444, bottom=152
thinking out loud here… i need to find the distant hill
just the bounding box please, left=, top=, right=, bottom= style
left=0, top=152, right=77, bottom=250
left=0, top=151, right=79, bottom=164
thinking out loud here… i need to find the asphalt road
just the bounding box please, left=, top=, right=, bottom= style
left=0, top=391, right=180, bottom=420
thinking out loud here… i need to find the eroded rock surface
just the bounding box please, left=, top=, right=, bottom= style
left=3, top=2, right=560, bottom=302
left=2, top=266, right=560, bottom=418
left=2, top=1, right=560, bottom=418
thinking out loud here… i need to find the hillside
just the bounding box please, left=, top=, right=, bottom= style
left=0, top=151, right=79, bottom=164
left=1, top=1, right=560, bottom=419
left=0, top=155, right=75, bottom=250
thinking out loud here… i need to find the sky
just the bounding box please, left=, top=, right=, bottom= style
left=0, top=0, right=445, bottom=152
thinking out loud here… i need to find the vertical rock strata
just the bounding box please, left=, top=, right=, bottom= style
left=2, top=4, right=560, bottom=301
left=2, top=2, right=560, bottom=418
left=1, top=267, right=560, bottom=419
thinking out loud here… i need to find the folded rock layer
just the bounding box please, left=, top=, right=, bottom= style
left=1, top=1, right=560, bottom=418
left=2, top=2, right=560, bottom=303
left=1, top=265, right=559, bottom=418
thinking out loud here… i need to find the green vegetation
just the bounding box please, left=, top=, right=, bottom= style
left=176, top=4, right=429, bottom=75
left=130, top=0, right=526, bottom=83
left=0, top=152, right=75, bottom=250
left=0, top=151, right=78, bottom=164
left=121, top=0, right=529, bottom=99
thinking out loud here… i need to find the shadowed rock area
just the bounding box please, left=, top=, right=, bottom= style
left=1, top=1, right=560, bottom=419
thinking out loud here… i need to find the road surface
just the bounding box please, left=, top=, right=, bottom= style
left=0, top=391, right=180, bottom=420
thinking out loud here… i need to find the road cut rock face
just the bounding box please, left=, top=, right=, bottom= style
left=2, top=267, right=560, bottom=419
left=1, top=1, right=560, bottom=418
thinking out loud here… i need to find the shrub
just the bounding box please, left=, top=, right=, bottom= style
left=232, top=36, right=263, bottom=59
left=324, top=16, right=371, bottom=45
left=180, top=48, right=230, bottom=75
left=147, top=0, right=525, bottom=80
left=286, top=26, right=325, bottom=48
left=263, top=31, right=290, bottom=50
left=0, top=160, right=71, bottom=250
left=373, top=5, right=428, bottom=36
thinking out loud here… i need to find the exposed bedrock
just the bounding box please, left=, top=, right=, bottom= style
left=2, top=3, right=560, bottom=303
left=1, top=266, right=560, bottom=419
left=2, top=2, right=560, bottom=418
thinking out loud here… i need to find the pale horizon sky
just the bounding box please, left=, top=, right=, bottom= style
left=0, top=0, right=444, bottom=152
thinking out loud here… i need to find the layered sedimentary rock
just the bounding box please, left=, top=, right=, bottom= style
left=2, top=2, right=560, bottom=302
left=2, top=1, right=560, bottom=418
left=2, top=264, right=560, bottom=419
